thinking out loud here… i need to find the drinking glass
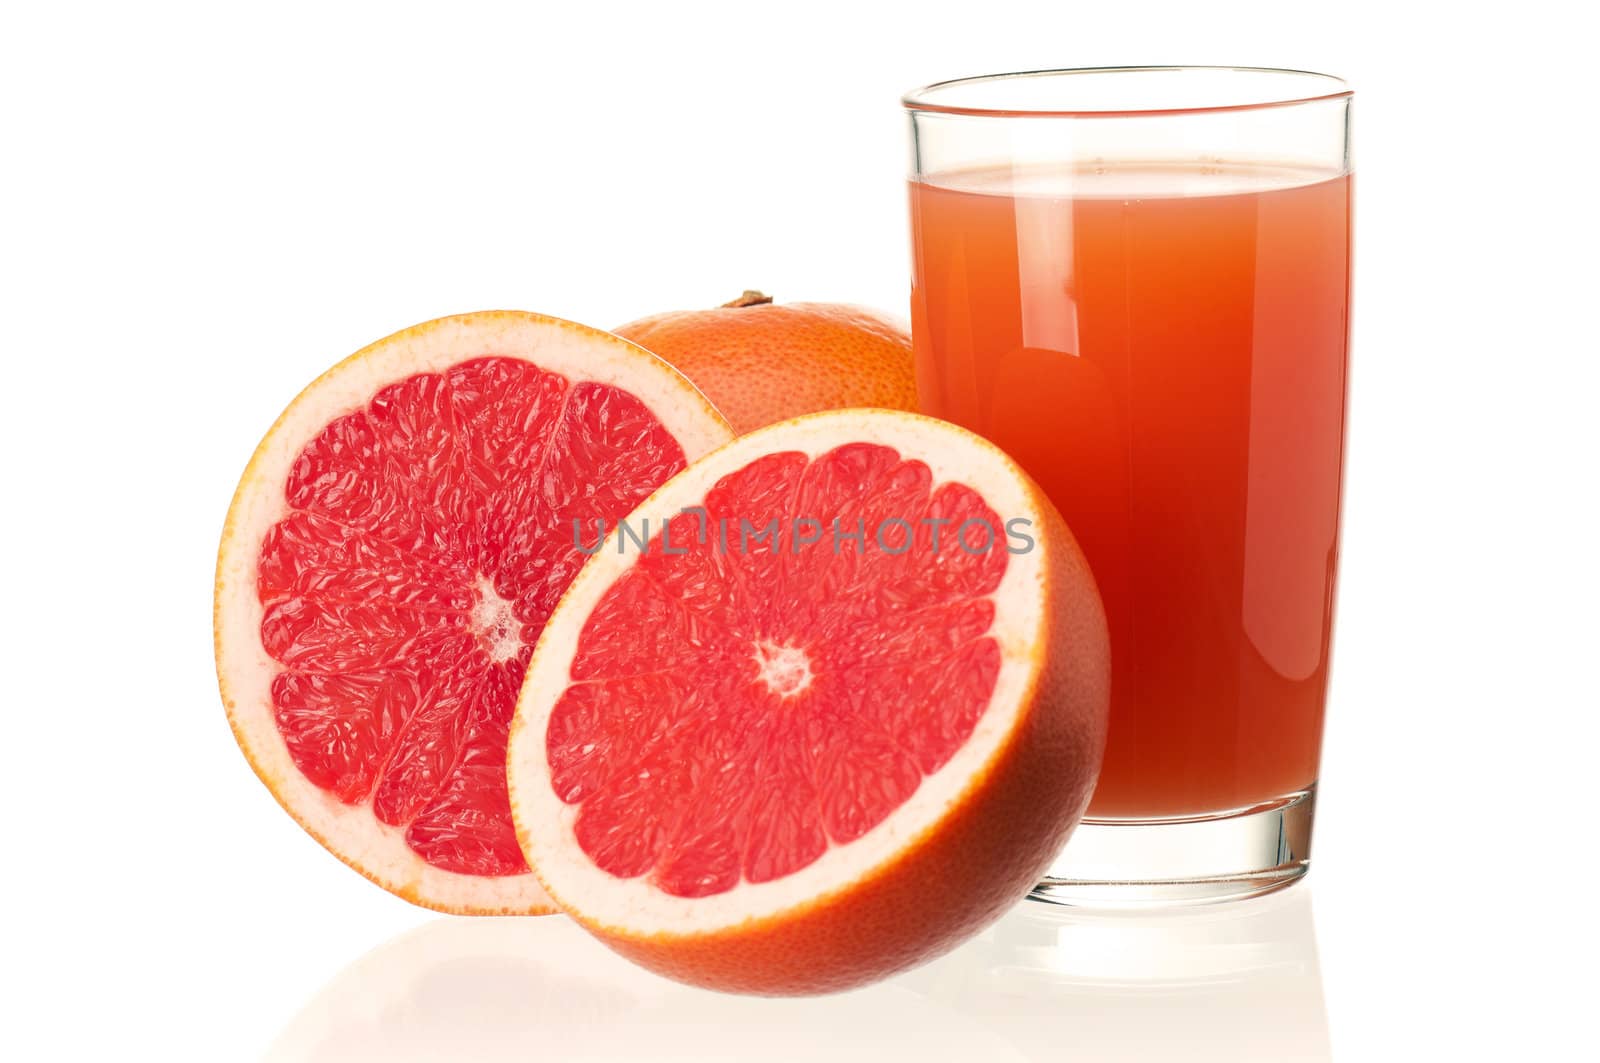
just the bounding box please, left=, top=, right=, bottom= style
left=904, top=67, right=1352, bottom=903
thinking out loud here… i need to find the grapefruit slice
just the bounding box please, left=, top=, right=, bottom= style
left=214, top=312, right=731, bottom=914
left=508, top=408, right=1109, bottom=992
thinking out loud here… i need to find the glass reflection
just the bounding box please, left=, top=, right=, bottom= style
left=268, top=887, right=1327, bottom=1062
left=902, top=887, right=1330, bottom=1061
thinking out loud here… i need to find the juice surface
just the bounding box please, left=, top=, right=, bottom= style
left=910, top=163, right=1351, bottom=817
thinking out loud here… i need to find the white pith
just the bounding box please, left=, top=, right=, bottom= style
left=470, top=575, right=524, bottom=665
left=214, top=311, right=731, bottom=911
left=753, top=640, right=814, bottom=698
left=508, top=408, right=1052, bottom=934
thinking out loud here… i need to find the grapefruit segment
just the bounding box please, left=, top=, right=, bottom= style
left=215, top=312, right=731, bottom=913
left=509, top=408, right=1110, bottom=991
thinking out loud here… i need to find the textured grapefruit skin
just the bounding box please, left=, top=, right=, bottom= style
left=510, top=409, right=1110, bottom=992
left=214, top=311, right=731, bottom=915
left=614, top=297, right=916, bottom=435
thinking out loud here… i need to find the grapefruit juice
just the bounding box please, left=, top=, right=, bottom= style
left=910, top=162, right=1350, bottom=818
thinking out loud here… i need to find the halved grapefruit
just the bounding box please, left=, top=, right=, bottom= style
left=214, top=312, right=731, bottom=914
left=508, top=408, right=1110, bottom=992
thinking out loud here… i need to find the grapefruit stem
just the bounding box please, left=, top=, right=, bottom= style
left=721, top=290, right=775, bottom=308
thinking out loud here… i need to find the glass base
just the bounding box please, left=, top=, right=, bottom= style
left=1031, top=786, right=1315, bottom=906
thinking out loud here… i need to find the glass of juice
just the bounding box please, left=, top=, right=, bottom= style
left=904, top=67, right=1352, bottom=903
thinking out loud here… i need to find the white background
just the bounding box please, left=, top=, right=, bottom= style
left=4, top=2, right=1596, bottom=1060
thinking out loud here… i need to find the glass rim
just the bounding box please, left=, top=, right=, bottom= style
left=902, top=66, right=1352, bottom=119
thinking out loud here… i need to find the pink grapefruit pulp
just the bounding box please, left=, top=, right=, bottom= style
left=510, top=408, right=1110, bottom=992
left=214, top=312, right=731, bottom=913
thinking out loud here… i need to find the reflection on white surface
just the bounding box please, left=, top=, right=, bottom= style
left=901, top=886, right=1330, bottom=1061
left=268, top=887, right=1327, bottom=1062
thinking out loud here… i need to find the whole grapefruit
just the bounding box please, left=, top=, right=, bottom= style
left=614, top=291, right=916, bottom=434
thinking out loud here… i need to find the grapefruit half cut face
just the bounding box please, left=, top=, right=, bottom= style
left=508, top=408, right=1109, bottom=992
left=214, top=312, right=731, bottom=913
